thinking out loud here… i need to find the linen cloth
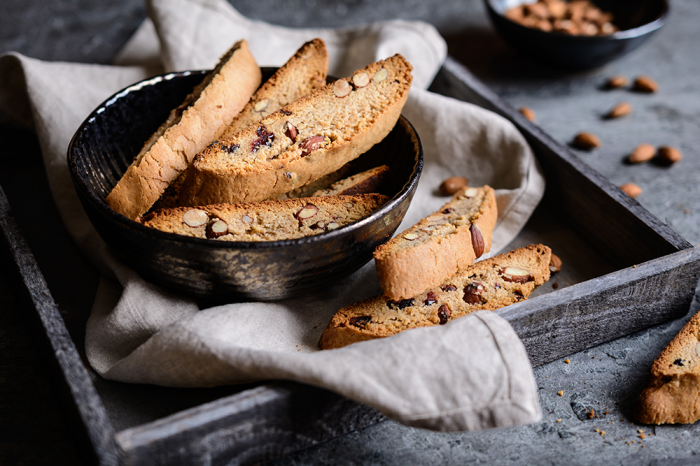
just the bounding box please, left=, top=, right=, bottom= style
left=0, top=0, right=545, bottom=432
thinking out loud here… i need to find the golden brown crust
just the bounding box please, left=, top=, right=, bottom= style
left=373, top=186, right=498, bottom=300
left=319, top=244, right=552, bottom=350
left=140, top=194, right=389, bottom=242
left=106, top=40, right=261, bottom=219
left=636, top=310, right=700, bottom=424
left=177, top=54, right=413, bottom=207
left=219, top=38, right=328, bottom=139
left=150, top=39, right=328, bottom=212
left=311, top=165, right=390, bottom=197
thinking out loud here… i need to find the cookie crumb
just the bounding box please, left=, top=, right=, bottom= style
left=638, top=433, right=647, bottom=439
left=637, top=429, right=644, bottom=434
left=557, top=390, right=564, bottom=396
left=557, top=419, right=562, bottom=423
left=564, top=359, right=571, bottom=364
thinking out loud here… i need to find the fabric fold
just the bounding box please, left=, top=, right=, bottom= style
left=0, top=0, right=546, bottom=432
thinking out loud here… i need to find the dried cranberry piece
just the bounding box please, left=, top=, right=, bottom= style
left=281, top=109, right=293, bottom=116
left=222, top=143, right=239, bottom=154
left=441, top=284, right=457, bottom=292
left=438, top=305, right=451, bottom=325
left=442, top=208, right=455, bottom=214
left=463, top=282, right=485, bottom=304
left=386, top=299, right=414, bottom=310
left=513, top=291, right=525, bottom=301
left=349, top=316, right=371, bottom=327
left=674, top=359, right=685, bottom=367
left=251, top=125, right=274, bottom=152
left=424, top=291, right=437, bottom=306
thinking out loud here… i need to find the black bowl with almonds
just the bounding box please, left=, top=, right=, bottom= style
left=68, top=68, right=423, bottom=301
left=485, top=0, right=668, bottom=70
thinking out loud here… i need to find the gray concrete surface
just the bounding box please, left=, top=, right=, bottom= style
left=1, top=1, right=699, bottom=464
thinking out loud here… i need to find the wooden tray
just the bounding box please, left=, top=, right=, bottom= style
left=2, top=56, right=699, bottom=466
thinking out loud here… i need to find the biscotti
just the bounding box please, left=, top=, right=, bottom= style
left=140, top=194, right=389, bottom=242
left=177, top=54, right=413, bottom=207
left=106, top=40, right=261, bottom=219
left=219, top=38, right=328, bottom=139
left=319, top=244, right=552, bottom=350
left=269, top=163, right=355, bottom=200
left=151, top=39, right=328, bottom=212
left=311, top=165, right=390, bottom=197
left=636, top=310, right=700, bottom=424
left=373, top=185, right=497, bottom=300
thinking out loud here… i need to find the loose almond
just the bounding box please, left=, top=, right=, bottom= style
left=439, top=176, right=468, bottom=196
left=607, top=102, right=631, bottom=119
left=573, top=132, right=601, bottom=150
left=606, top=75, right=628, bottom=89
left=519, top=107, right=536, bottom=122
left=633, top=76, right=658, bottom=93
left=620, top=183, right=642, bottom=198
left=628, top=144, right=655, bottom=163
left=657, top=146, right=682, bottom=165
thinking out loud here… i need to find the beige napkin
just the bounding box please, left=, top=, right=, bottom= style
left=0, top=0, right=545, bottom=432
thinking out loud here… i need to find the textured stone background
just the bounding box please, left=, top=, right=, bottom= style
left=1, top=1, right=699, bottom=464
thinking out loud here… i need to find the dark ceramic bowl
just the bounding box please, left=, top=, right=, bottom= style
left=68, top=69, right=423, bottom=301
left=485, top=0, right=668, bottom=70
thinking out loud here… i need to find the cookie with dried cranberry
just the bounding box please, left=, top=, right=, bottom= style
left=319, top=244, right=552, bottom=350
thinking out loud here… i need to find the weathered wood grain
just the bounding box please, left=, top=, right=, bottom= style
left=116, top=382, right=384, bottom=466
left=0, top=185, right=119, bottom=466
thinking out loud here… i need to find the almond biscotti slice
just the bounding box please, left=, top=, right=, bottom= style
left=177, top=54, right=413, bottom=207
left=106, top=40, right=261, bottom=219
left=636, top=310, right=700, bottom=424
left=140, top=194, right=389, bottom=242
left=373, top=185, right=497, bottom=301
left=310, top=165, right=390, bottom=197
left=269, top=163, right=355, bottom=201
left=319, top=244, right=552, bottom=350
left=219, top=38, right=328, bottom=139
left=149, top=39, right=328, bottom=212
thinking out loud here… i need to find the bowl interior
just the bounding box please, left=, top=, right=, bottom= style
left=68, top=69, right=423, bottom=300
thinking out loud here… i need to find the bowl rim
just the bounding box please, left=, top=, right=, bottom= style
left=68, top=69, right=424, bottom=251
left=484, top=0, right=669, bottom=40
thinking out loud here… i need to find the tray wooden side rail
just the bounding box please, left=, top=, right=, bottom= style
left=2, top=58, right=699, bottom=465
left=0, top=185, right=119, bottom=466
